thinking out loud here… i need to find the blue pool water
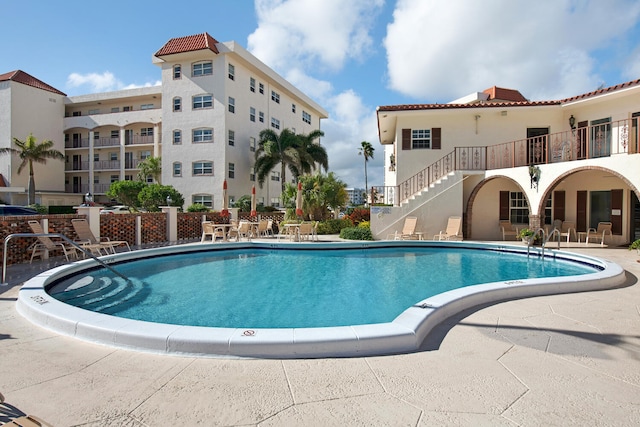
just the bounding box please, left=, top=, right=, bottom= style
left=48, top=247, right=598, bottom=329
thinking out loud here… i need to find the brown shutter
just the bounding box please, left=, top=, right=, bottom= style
left=576, top=191, right=587, bottom=232
left=499, top=191, right=510, bottom=221
left=553, top=191, right=565, bottom=221
left=611, top=189, right=623, bottom=234
left=402, top=129, right=411, bottom=150
left=432, top=127, right=441, bottom=149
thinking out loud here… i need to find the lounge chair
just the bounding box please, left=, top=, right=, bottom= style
left=298, top=222, right=314, bottom=241
left=27, top=220, right=78, bottom=263
left=586, top=222, right=612, bottom=246
left=500, top=221, right=519, bottom=240
left=229, top=221, right=252, bottom=241
left=434, top=216, right=462, bottom=241
left=558, top=221, right=576, bottom=243
left=256, top=219, right=270, bottom=237
left=1, top=392, right=53, bottom=426
left=72, top=218, right=131, bottom=254
left=387, top=216, right=419, bottom=240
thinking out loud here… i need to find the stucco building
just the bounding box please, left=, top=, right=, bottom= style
left=373, top=80, right=640, bottom=246
left=0, top=32, right=327, bottom=209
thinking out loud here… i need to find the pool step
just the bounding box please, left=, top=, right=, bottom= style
left=51, top=276, right=149, bottom=314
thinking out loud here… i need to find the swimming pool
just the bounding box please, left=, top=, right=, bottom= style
left=18, top=241, right=626, bottom=358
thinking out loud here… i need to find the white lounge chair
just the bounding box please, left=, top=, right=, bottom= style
left=434, top=216, right=462, bottom=241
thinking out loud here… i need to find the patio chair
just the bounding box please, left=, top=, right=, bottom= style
left=586, top=222, right=612, bottom=246
left=298, top=222, right=314, bottom=241
left=559, top=221, right=576, bottom=243
left=387, top=216, right=419, bottom=240
left=229, top=221, right=252, bottom=241
left=266, top=219, right=274, bottom=237
left=72, top=218, right=131, bottom=254
left=256, top=219, right=270, bottom=237
left=201, top=222, right=226, bottom=242
left=500, top=221, right=519, bottom=240
left=434, top=216, right=462, bottom=241
left=27, top=220, right=78, bottom=263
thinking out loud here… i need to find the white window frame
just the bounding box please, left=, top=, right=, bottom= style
left=192, top=161, right=213, bottom=176
left=228, top=163, right=235, bottom=179
left=192, top=194, right=212, bottom=207
left=250, top=77, right=256, bottom=92
left=228, top=130, right=235, bottom=146
left=192, top=61, right=212, bottom=77
left=412, top=129, right=431, bottom=149
left=173, top=64, right=181, bottom=79
left=259, top=111, right=264, bottom=123
left=250, top=107, right=255, bottom=122
left=193, top=94, right=213, bottom=110
left=173, top=97, right=182, bottom=112
left=173, top=130, right=182, bottom=145
left=271, top=117, right=280, bottom=129
left=302, top=111, right=311, bottom=124
left=192, top=128, right=213, bottom=143
left=228, top=63, right=235, bottom=80
left=271, top=90, right=280, bottom=104
left=228, top=97, right=235, bottom=113
left=173, top=162, right=182, bottom=177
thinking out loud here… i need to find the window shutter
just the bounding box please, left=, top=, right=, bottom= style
left=432, top=128, right=441, bottom=149
left=499, top=191, right=509, bottom=220
left=402, top=129, right=411, bottom=150
left=576, top=191, right=587, bottom=232
left=553, top=191, right=565, bottom=221
left=611, top=189, right=623, bottom=234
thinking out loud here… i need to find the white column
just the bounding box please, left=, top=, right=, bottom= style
left=75, top=206, right=102, bottom=240
left=119, top=127, right=126, bottom=181
left=161, top=206, right=178, bottom=242
left=88, top=129, right=95, bottom=195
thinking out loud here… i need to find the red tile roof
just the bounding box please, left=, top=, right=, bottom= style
left=378, top=78, right=640, bottom=112
left=154, top=32, right=220, bottom=57
left=0, top=70, right=66, bottom=96
left=483, top=86, right=528, bottom=102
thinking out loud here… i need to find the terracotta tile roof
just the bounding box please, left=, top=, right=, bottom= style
left=483, top=86, right=528, bottom=102
left=560, top=78, right=640, bottom=103
left=154, top=32, right=220, bottom=57
left=0, top=70, right=66, bottom=96
left=378, top=78, right=640, bottom=113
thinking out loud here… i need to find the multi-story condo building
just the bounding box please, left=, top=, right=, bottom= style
left=0, top=32, right=328, bottom=209
left=372, top=80, right=640, bottom=245
left=345, top=188, right=365, bottom=206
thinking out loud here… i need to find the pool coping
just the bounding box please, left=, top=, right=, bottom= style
left=17, top=241, right=627, bottom=359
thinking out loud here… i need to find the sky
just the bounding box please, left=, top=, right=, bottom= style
left=3, top=0, right=640, bottom=189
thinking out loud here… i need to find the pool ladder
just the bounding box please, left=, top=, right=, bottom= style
left=526, top=228, right=561, bottom=258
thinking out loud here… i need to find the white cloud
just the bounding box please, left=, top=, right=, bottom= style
left=67, top=71, right=160, bottom=93
left=385, top=0, right=640, bottom=101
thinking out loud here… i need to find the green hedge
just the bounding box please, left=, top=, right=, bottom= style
left=316, top=218, right=353, bottom=234
left=339, top=226, right=373, bottom=240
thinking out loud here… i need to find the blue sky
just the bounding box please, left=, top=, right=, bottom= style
left=3, top=0, right=640, bottom=189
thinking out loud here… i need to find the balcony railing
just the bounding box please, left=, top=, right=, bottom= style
left=65, top=135, right=158, bottom=149
left=372, top=118, right=637, bottom=206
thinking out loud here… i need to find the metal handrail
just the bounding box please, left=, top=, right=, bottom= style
left=2, top=233, right=129, bottom=285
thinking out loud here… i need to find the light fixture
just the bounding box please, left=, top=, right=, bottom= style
left=84, top=192, right=93, bottom=206
left=166, top=196, right=173, bottom=205
left=529, top=165, right=541, bottom=191
left=569, top=115, right=576, bottom=129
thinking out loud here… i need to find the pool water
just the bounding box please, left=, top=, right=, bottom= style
left=48, top=247, right=597, bottom=329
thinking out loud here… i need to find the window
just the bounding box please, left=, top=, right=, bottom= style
left=292, top=103, right=296, bottom=113
left=302, top=111, right=311, bottom=124
left=250, top=173, right=255, bottom=182
left=250, top=77, right=256, bottom=92
left=110, top=130, right=119, bottom=139
left=123, top=106, right=132, bottom=112
left=228, top=63, right=235, bottom=80
left=173, top=130, right=182, bottom=145
left=192, top=61, right=212, bottom=76
left=228, top=163, right=235, bottom=179
left=228, top=130, right=235, bottom=146
left=271, top=90, right=280, bottom=103
left=94, top=176, right=99, bottom=184
left=193, top=128, right=213, bottom=143
left=125, top=175, right=134, bottom=181
left=412, top=129, right=431, bottom=149
left=249, top=136, right=256, bottom=152
left=93, top=153, right=99, bottom=162
left=193, top=161, right=213, bottom=176
left=72, top=111, right=81, bottom=117
left=271, top=171, right=280, bottom=182
left=110, top=175, right=119, bottom=183
left=193, top=94, right=213, bottom=109
left=140, top=150, right=151, bottom=160
left=192, top=194, right=212, bottom=207
left=173, top=64, right=181, bottom=79
left=88, top=109, right=100, bottom=115
left=109, top=152, right=118, bottom=161
left=270, top=197, right=280, bottom=207
left=250, top=107, right=256, bottom=122
left=510, top=192, right=529, bottom=224
left=271, top=117, right=280, bottom=129
left=140, top=128, right=153, bottom=137
left=173, top=162, right=182, bottom=177
left=111, top=107, right=119, bottom=113
left=228, top=97, right=235, bottom=113
left=259, top=83, right=264, bottom=94
left=259, top=111, right=264, bottom=123
left=94, top=132, right=100, bottom=140
left=140, top=104, right=154, bottom=110
left=173, top=97, right=182, bottom=112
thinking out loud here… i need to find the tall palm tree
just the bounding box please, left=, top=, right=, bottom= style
left=137, top=156, right=162, bottom=183
left=294, top=129, right=328, bottom=176
left=254, top=128, right=301, bottom=194
left=0, top=133, right=64, bottom=205
left=358, top=141, right=375, bottom=204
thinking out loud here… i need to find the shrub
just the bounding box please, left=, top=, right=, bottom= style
left=348, top=208, right=370, bottom=225
left=357, top=220, right=370, bottom=229
left=629, top=239, right=640, bottom=252
left=27, top=204, right=48, bottom=214
left=187, top=203, right=211, bottom=212
left=316, top=218, right=353, bottom=234
left=340, top=226, right=373, bottom=240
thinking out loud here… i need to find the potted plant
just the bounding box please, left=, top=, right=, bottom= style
left=630, top=239, right=640, bottom=261
left=518, top=228, right=540, bottom=245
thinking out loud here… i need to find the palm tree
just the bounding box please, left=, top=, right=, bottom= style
left=358, top=141, right=375, bottom=205
left=254, top=128, right=301, bottom=194
left=137, top=156, right=162, bottom=183
left=294, top=129, right=328, bottom=176
left=0, top=133, right=64, bottom=205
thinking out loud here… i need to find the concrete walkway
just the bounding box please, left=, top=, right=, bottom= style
left=1, top=241, right=639, bottom=426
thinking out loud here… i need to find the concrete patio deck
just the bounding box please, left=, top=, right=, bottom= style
left=1, top=240, right=639, bottom=426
